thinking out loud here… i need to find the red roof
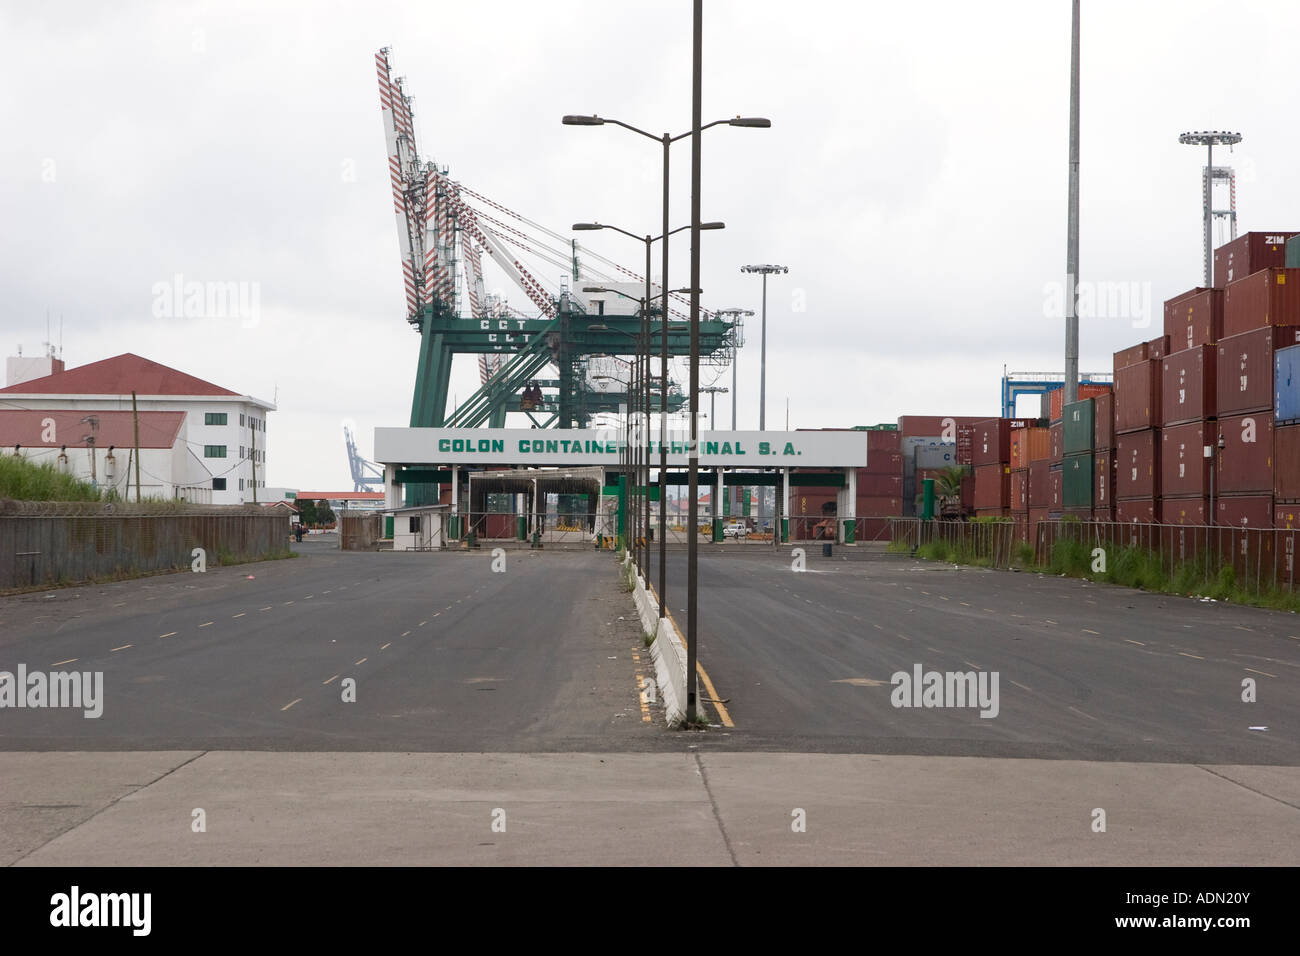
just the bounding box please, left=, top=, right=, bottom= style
left=297, top=491, right=385, bottom=500
left=0, top=353, right=239, bottom=397
left=0, top=410, right=185, bottom=449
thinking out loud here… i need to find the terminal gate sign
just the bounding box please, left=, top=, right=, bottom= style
left=374, top=428, right=869, bottom=468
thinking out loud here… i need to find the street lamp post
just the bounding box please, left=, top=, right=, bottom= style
left=741, top=264, right=787, bottom=432
left=564, top=107, right=768, bottom=654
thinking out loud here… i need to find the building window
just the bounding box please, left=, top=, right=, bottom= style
left=203, top=445, right=227, bottom=458
left=409, top=516, right=421, bottom=533
left=239, top=413, right=245, bottom=427
left=240, top=445, right=245, bottom=459
left=239, top=478, right=244, bottom=490
left=205, top=412, right=227, bottom=426
left=213, top=478, right=227, bottom=491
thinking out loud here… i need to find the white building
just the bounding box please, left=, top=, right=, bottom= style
left=0, top=352, right=275, bottom=504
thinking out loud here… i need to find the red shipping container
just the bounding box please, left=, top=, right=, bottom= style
left=1216, top=326, right=1300, bottom=415
left=1274, top=503, right=1300, bottom=529
left=956, top=422, right=976, bottom=465
left=1093, top=451, right=1114, bottom=511
left=1275, top=423, right=1300, bottom=502
left=1093, top=392, right=1113, bottom=450
left=1050, top=465, right=1062, bottom=510
left=1164, top=288, right=1222, bottom=351
left=1029, top=506, right=1050, bottom=530
left=897, top=415, right=987, bottom=440
left=864, top=452, right=903, bottom=475
left=975, top=508, right=1009, bottom=518
left=1223, top=268, right=1300, bottom=338
left=1028, top=460, right=1050, bottom=507
left=1163, top=497, right=1210, bottom=526
left=1214, top=231, right=1299, bottom=290
left=857, top=495, right=902, bottom=517
left=1010, top=426, right=1051, bottom=468
left=857, top=472, right=902, bottom=497
left=969, top=418, right=1035, bottom=466
left=1117, top=498, right=1159, bottom=523
left=1161, top=421, right=1213, bottom=497
left=1217, top=411, right=1273, bottom=494
left=973, top=463, right=1010, bottom=509
left=1049, top=420, right=1063, bottom=462
left=1113, top=341, right=1149, bottom=374
left=1114, top=359, right=1161, bottom=433
left=1148, top=335, right=1170, bottom=359
left=1048, top=383, right=1113, bottom=422
left=1217, top=495, right=1273, bottom=528
left=1116, top=430, right=1160, bottom=499
left=1009, top=468, right=1029, bottom=511
left=866, top=430, right=901, bottom=454
left=1161, top=346, right=1216, bottom=425
left=792, top=489, right=836, bottom=516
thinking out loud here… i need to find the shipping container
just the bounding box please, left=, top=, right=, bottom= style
left=1148, top=335, right=1170, bottom=360
left=1047, top=383, right=1112, bottom=423
left=973, top=463, right=1010, bottom=510
left=1062, top=452, right=1093, bottom=509
left=1094, top=392, right=1113, bottom=451
left=1116, top=498, right=1159, bottom=523
left=1093, top=451, right=1114, bottom=513
left=974, top=508, right=1010, bottom=519
left=1214, top=231, right=1299, bottom=289
left=1276, top=344, right=1300, bottom=424
left=1162, top=497, right=1210, bottom=526
left=1163, top=288, right=1222, bottom=350
left=955, top=422, right=976, bottom=465
left=1010, top=426, right=1051, bottom=468
left=1216, top=326, right=1300, bottom=416
left=1275, top=502, right=1300, bottom=529
left=1049, top=420, right=1063, bottom=463
left=1113, top=341, right=1149, bottom=373
left=1161, top=421, right=1213, bottom=497
left=863, top=452, right=903, bottom=476
left=897, top=415, right=987, bottom=440
left=857, top=472, right=902, bottom=497
left=1010, top=468, right=1029, bottom=512
left=1063, top=506, right=1094, bottom=520
left=857, top=495, right=903, bottom=517
left=968, top=418, right=1035, bottom=466
left=1063, top=398, right=1094, bottom=454
left=1116, top=429, right=1160, bottom=499
left=1161, top=345, right=1216, bottom=425
left=1114, top=359, right=1161, bottom=433
left=1275, top=422, right=1300, bottom=502
left=1223, top=268, right=1300, bottom=338
left=1029, top=506, right=1050, bottom=531
left=1289, top=236, right=1300, bottom=269
left=1217, top=495, right=1273, bottom=528
left=1217, top=411, right=1273, bottom=494
left=1029, top=459, right=1050, bottom=508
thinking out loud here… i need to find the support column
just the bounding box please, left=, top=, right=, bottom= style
left=715, top=469, right=724, bottom=542
left=384, top=464, right=402, bottom=511
left=781, top=468, right=790, bottom=543
left=451, top=467, right=459, bottom=540
left=843, top=466, right=857, bottom=544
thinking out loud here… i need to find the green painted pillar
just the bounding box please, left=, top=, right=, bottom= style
left=921, top=478, right=936, bottom=521
left=781, top=517, right=789, bottom=543
left=617, top=474, right=627, bottom=547
left=842, top=518, right=856, bottom=543
left=712, top=517, right=723, bottom=542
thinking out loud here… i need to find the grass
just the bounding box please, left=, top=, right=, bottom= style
left=0, top=456, right=101, bottom=501
left=886, top=538, right=912, bottom=554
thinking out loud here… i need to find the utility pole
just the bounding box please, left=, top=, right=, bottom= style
left=1064, top=0, right=1080, bottom=407
left=131, top=390, right=142, bottom=502
left=686, top=0, right=702, bottom=723
left=250, top=413, right=258, bottom=503
left=741, top=265, right=787, bottom=430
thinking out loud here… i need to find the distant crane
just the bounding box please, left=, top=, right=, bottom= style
left=344, top=426, right=384, bottom=492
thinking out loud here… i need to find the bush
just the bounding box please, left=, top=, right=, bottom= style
left=0, top=456, right=101, bottom=501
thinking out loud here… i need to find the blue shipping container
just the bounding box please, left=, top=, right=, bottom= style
left=1277, top=344, right=1300, bottom=423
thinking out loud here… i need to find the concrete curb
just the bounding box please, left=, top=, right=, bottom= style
left=624, top=552, right=687, bottom=724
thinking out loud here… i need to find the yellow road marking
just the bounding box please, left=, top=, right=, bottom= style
left=281, top=698, right=302, bottom=711
left=380, top=642, right=391, bottom=650
left=322, top=675, right=339, bottom=684
left=1179, top=652, right=1205, bottom=660
left=111, top=644, right=132, bottom=652
left=354, top=657, right=367, bottom=665
left=696, top=662, right=734, bottom=728
left=159, top=632, right=177, bottom=639
left=52, top=658, right=78, bottom=666
left=1244, top=667, right=1276, bottom=678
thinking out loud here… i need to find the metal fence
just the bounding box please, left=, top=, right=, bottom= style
left=889, top=518, right=1022, bottom=568
left=0, top=504, right=290, bottom=590
left=339, top=512, right=382, bottom=551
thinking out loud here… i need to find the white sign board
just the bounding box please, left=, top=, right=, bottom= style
left=374, top=428, right=868, bottom=468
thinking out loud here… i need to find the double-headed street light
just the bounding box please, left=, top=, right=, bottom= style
left=565, top=92, right=770, bottom=723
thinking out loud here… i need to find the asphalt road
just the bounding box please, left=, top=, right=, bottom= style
left=645, top=547, right=1300, bottom=764
left=0, top=539, right=661, bottom=751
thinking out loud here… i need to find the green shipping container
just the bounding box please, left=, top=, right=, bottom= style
left=1062, top=452, right=1093, bottom=509
left=1062, top=398, right=1094, bottom=455
left=1288, top=235, right=1300, bottom=268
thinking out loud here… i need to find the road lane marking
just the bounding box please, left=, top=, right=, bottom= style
left=380, top=642, right=391, bottom=650
left=354, top=657, right=367, bottom=665
left=1044, top=619, right=1058, bottom=625
left=434, top=612, right=441, bottom=617
left=283, top=601, right=295, bottom=606
left=111, top=644, right=132, bottom=652
left=1009, top=680, right=1032, bottom=692
left=939, top=595, right=950, bottom=601
left=52, top=658, right=78, bottom=666
left=984, top=609, right=996, bottom=614
left=1244, top=667, right=1276, bottom=678
left=960, top=602, right=971, bottom=607
left=963, top=660, right=981, bottom=670
left=322, top=675, right=339, bottom=684
left=281, top=698, right=302, bottom=711
left=1124, top=639, right=1145, bottom=646
left=304, top=595, right=313, bottom=599
left=1179, top=652, right=1205, bottom=660
left=260, top=607, right=272, bottom=612
left=1082, top=628, right=1100, bottom=635
left=419, top=621, right=427, bottom=627
left=159, top=632, right=177, bottom=639
left=696, top=662, right=734, bottom=728
left=1068, top=705, right=1097, bottom=721
left=232, top=613, right=245, bottom=618
left=401, top=631, right=410, bottom=637
left=199, top=622, right=213, bottom=628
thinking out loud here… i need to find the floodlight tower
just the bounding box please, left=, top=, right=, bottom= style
left=1178, top=130, right=1243, bottom=286
left=740, top=265, right=787, bottom=430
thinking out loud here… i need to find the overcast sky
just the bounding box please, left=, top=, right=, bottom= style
left=3, top=1, right=1297, bottom=491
